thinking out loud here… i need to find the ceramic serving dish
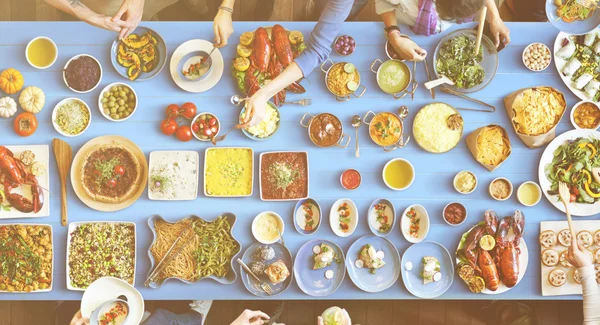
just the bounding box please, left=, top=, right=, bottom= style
left=110, top=26, right=167, bottom=81
left=330, top=198, right=358, bottom=237
left=52, top=97, right=92, bottom=137
left=294, top=239, right=346, bottom=297
left=146, top=213, right=241, bottom=288
left=400, top=204, right=430, bottom=243
left=294, top=198, right=321, bottom=235
left=239, top=242, right=294, bottom=297
left=367, top=198, right=396, bottom=237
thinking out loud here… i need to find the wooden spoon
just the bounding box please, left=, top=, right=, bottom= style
left=52, top=139, right=72, bottom=227
left=558, top=181, right=576, bottom=240
left=475, top=7, right=487, bottom=57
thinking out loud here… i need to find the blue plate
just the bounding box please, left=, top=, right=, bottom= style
left=110, top=26, right=167, bottom=81
left=239, top=101, right=281, bottom=141
left=546, top=0, right=600, bottom=35
left=400, top=241, right=454, bottom=299
left=345, top=235, right=400, bottom=293
left=240, top=242, right=293, bottom=297
left=294, top=239, right=345, bottom=297
left=176, top=50, right=213, bottom=82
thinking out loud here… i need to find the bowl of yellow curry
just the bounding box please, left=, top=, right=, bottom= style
left=320, top=59, right=366, bottom=101
left=204, top=147, right=254, bottom=197
left=363, top=111, right=407, bottom=151
left=370, top=59, right=416, bottom=99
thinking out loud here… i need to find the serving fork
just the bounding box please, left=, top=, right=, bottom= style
left=237, top=258, right=273, bottom=295
left=283, top=98, right=312, bottom=106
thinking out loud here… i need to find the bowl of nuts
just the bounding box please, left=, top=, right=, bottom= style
left=522, top=43, right=551, bottom=72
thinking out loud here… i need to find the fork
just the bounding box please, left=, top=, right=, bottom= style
left=558, top=181, right=576, bottom=239
left=237, top=258, right=273, bottom=295
left=277, top=228, right=286, bottom=248
left=283, top=98, right=312, bottom=106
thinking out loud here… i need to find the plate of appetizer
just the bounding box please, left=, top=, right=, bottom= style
left=538, top=129, right=600, bottom=216
left=239, top=242, right=293, bottom=297
left=0, top=145, right=49, bottom=219
left=259, top=151, right=309, bottom=201
left=66, top=222, right=136, bottom=291
left=294, top=198, right=321, bottom=235
left=146, top=214, right=241, bottom=288
left=294, top=239, right=345, bottom=297
left=401, top=241, right=453, bottom=299
left=400, top=204, right=429, bottom=243
left=0, top=224, right=53, bottom=293
left=455, top=210, right=529, bottom=294
left=233, top=25, right=306, bottom=106
left=111, top=26, right=166, bottom=81
left=367, top=199, right=395, bottom=237
left=345, top=235, right=400, bottom=293
left=554, top=29, right=600, bottom=101
left=148, top=151, right=198, bottom=200
left=546, top=0, right=600, bottom=35
left=170, top=39, right=223, bottom=93
left=330, top=198, right=358, bottom=237
left=81, top=277, right=144, bottom=325
left=539, top=220, right=600, bottom=296
left=70, top=135, right=148, bottom=212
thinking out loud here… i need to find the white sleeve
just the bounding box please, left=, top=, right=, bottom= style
left=375, top=0, right=396, bottom=15
left=579, top=265, right=600, bottom=325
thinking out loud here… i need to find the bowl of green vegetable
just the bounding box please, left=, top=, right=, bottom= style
left=433, top=29, right=498, bottom=93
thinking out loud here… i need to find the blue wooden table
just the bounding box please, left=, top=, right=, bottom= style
left=0, top=21, right=585, bottom=300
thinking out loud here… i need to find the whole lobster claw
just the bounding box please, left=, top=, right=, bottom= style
left=484, top=209, right=498, bottom=235
left=512, top=210, right=525, bottom=244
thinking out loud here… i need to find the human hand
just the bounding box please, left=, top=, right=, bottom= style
left=241, top=90, right=268, bottom=126
left=567, top=239, right=593, bottom=268
left=112, top=0, right=145, bottom=40
left=69, top=310, right=89, bottom=325
left=230, top=309, right=270, bottom=325
left=213, top=9, right=234, bottom=48
left=488, top=17, right=511, bottom=48
left=90, top=14, right=123, bottom=33
left=389, top=34, right=426, bottom=62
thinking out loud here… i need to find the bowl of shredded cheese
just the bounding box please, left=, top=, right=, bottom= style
left=52, top=97, right=92, bottom=137
left=413, top=103, right=463, bottom=153
left=240, top=101, right=281, bottom=140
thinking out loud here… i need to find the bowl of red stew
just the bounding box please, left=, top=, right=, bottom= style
left=442, top=202, right=467, bottom=226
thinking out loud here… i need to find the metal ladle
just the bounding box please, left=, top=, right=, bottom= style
left=398, top=106, right=411, bottom=147
left=351, top=115, right=361, bottom=158
left=230, top=94, right=249, bottom=106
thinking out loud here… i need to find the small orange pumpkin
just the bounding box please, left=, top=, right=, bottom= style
left=0, top=68, right=24, bottom=95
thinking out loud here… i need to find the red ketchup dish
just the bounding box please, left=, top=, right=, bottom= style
left=341, top=169, right=361, bottom=190
left=443, top=202, right=467, bottom=226
left=191, top=112, right=220, bottom=141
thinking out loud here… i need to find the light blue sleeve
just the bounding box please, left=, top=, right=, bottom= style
left=294, top=0, right=355, bottom=77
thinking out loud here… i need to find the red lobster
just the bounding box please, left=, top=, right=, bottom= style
left=268, top=51, right=286, bottom=106
left=0, top=146, right=44, bottom=213
left=272, top=24, right=305, bottom=95
left=494, top=211, right=525, bottom=288
left=460, top=210, right=498, bottom=273
left=252, top=27, right=271, bottom=73
left=478, top=248, right=500, bottom=291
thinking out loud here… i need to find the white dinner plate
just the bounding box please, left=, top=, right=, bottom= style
left=553, top=30, right=599, bottom=102
left=169, top=39, right=224, bottom=93
left=81, top=277, right=144, bottom=325
left=538, top=129, right=600, bottom=216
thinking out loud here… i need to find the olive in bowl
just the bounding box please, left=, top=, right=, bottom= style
left=98, top=82, right=137, bottom=122
left=333, top=35, right=356, bottom=56
left=191, top=112, right=220, bottom=141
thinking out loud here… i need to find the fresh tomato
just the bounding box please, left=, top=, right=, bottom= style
left=192, top=122, right=200, bottom=133
left=570, top=194, right=577, bottom=203
left=180, top=102, right=197, bottom=119
left=176, top=125, right=193, bottom=142
left=93, top=170, right=102, bottom=177
left=160, top=118, right=178, bottom=136
left=208, top=117, right=218, bottom=127
left=165, top=104, right=180, bottom=118
left=107, top=179, right=117, bottom=188
left=114, top=165, right=125, bottom=176
left=13, top=112, right=38, bottom=137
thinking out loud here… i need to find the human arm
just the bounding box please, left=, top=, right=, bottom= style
left=69, top=310, right=89, bottom=325
left=230, top=309, right=270, bottom=325
left=243, top=0, right=353, bottom=125
left=484, top=0, right=510, bottom=47
left=378, top=9, right=426, bottom=61
left=44, top=0, right=126, bottom=34
left=111, top=0, right=145, bottom=40
left=567, top=241, right=600, bottom=324
left=213, top=0, right=235, bottom=48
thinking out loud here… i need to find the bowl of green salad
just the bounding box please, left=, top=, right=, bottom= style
left=433, top=29, right=498, bottom=93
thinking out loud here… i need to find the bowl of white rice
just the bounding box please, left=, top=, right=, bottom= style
left=240, top=101, right=281, bottom=141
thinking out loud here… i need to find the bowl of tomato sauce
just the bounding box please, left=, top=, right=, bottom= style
left=341, top=169, right=361, bottom=190
left=443, top=202, right=467, bottom=226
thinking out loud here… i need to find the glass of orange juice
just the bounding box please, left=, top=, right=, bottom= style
left=26, top=36, right=58, bottom=69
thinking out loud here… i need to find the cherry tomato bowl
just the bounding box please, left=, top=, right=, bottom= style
left=98, top=82, right=138, bottom=122
left=191, top=112, right=220, bottom=141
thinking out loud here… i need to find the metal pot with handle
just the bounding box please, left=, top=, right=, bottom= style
left=370, top=59, right=417, bottom=99
left=320, top=58, right=367, bottom=101
left=363, top=108, right=410, bottom=152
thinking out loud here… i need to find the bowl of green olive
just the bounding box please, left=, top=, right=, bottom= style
left=98, top=82, right=138, bottom=122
